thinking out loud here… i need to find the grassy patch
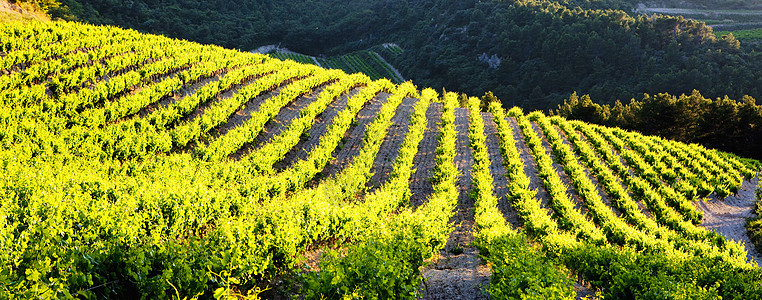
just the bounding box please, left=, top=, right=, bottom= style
left=715, top=28, right=762, bottom=42
left=486, top=234, right=576, bottom=300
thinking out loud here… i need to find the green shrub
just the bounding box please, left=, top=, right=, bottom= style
left=486, top=234, right=575, bottom=300
left=304, top=235, right=425, bottom=300
left=562, top=244, right=762, bottom=300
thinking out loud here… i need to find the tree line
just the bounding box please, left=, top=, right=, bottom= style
left=554, top=90, right=762, bottom=160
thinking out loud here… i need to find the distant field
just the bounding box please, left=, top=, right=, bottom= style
left=637, top=7, right=762, bottom=15
left=636, top=5, right=762, bottom=30
left=715, top=28, right=762, bottom=41
left=268, top=49, right=405, bottom=84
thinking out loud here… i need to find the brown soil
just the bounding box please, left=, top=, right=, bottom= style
left=366, top=97, right=418, bottom=191
left=482, top=113, right=521, bottom=229
left=419, top=247, right=491, bottom=300
left=409, top=102, right=443, bottom=208
left=276, top=88, right=359, bottom=169
left=321, top=92, right=389, bottom=178
left=420, top=107, right=489, bottom=300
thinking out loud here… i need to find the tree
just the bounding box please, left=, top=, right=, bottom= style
left=481, top=91, right=499, bottom=112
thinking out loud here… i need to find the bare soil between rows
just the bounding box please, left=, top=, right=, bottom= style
left=698, top=176, right=761, bottom=267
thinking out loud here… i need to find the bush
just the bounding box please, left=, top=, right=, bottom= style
left=486, top=234, right=575, bottom=300
left=562, top=243, right=762, bottom=300
left=304, top=233, right=426, bottom=299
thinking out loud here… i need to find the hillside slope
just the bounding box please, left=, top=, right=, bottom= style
left=1, top=21, right=761, bottom=299
left=262, top=48, right=406, bottom=83
left=58, top=0, right=762, bottom=111
left=0, top=0, right=49, bottom=22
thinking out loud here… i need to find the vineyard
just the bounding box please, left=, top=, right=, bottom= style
left=268, top=49, right=405, bottom=84
left=1, top=21, right=761, bottom=299
left=716, top=28, right=762, bottom=42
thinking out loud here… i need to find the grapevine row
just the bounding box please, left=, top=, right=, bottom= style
left=62, top=57, right=281, bottom=160
left=240, top=73, right=370, bottom=173
left=76, top=53, right=252, bottom=128
left=556, top=118, right=748, bottom=263
left=574, top=122, right=747, bottom=261
left=308, top=91, right=461, bottom=298
left=197, top=69, right=345, bottom=161
left=488, top=104, right=565, bottom=243
left=517, top=111, right=606, bottom=243
left=472, top=101, right=575, bottom=298
left=209, top=84, right=429, bottom=296
left=169, top=64, right=321, bottom=150
left=237, top=79, right=393, bottom=200
left=536, top=114, right=676, bottom=250
left=606, top=128, right=703, bottom=223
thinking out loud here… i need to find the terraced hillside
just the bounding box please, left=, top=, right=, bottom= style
left=268, top=49, right=405, bottom=84
left=1, top=21, right=761, bottom=299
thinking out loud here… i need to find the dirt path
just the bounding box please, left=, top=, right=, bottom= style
left=322, top=93, right=389, bottom=177
left=507, top=116, right=554, bottom=214
left=366, top=97, right=418, bottom=192
left=276, top=88, right=360, bottom=169
left=635, top=6, right=762, bottom=16
left=371, top=50, right=405, bottom=82
left=135, top=72, right=224, bottom=119
left=710, top=22, right=762, bottom=29
left=410, top=103, right=443, bottom=208
left=231, top=84, right=328, bottom=158
left=698, top=176, right=761, bottom=267
left=483, top=113, right=521, bottom=229
left=420, top=107, right=489, bottom=300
